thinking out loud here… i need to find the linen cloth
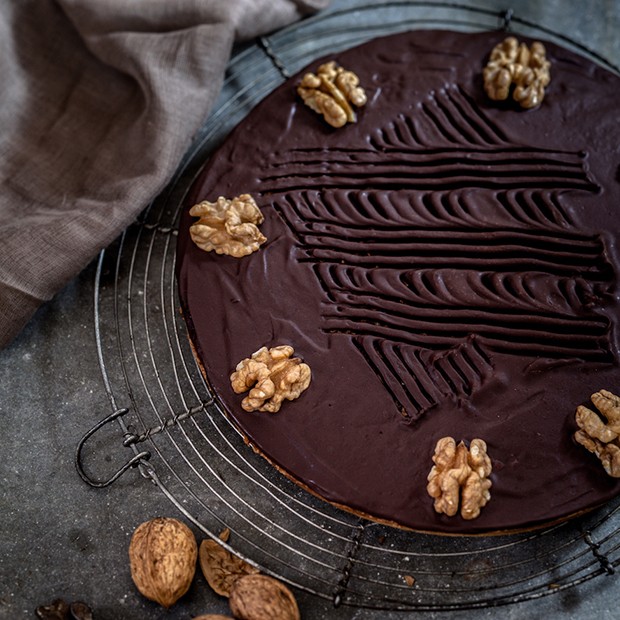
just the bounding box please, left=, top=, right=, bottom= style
left=0, top=0, right=327, bottom=349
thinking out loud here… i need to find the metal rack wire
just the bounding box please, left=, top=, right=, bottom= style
left=76, top=2, right=620, bottom=611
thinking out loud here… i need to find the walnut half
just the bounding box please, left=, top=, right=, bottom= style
left=230, top=345, right=311, bottom=413
left=427, top=437, right=492, bottom=520
left=483, top=36, right=551, bottom=109
left=297, top=61, right=367, bottom=128
left=189, top=194, right=266, bottom=258
left=574, top=389, right=620, bottom=477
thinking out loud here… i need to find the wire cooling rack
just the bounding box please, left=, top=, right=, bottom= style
left=76, top=2, right=620, bottom=611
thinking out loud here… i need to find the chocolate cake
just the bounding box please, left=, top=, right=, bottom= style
left=176, top=29, right=620, bottom=534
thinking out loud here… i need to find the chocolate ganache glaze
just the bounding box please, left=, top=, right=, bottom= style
left=176, top=29, right=620, bottom=534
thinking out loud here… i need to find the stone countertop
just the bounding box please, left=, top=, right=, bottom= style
left=2, top=1, right=620, bottom=619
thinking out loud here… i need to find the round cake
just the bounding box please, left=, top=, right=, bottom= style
left=176, top=29, right=620, bottom=534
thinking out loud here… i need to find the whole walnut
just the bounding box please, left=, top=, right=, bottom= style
left=129, top=517, right=198, bottom=608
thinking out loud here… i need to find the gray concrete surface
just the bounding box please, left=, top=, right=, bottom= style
left=2, top=1, right=620, bottom=618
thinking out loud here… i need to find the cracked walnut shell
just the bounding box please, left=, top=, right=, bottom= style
left=199, top=528, right=259, bottom=597
left=483, top=36, right=551, bottom=109
left=189, top=194, right=266, bottom=257
left=229, top=574, right=300, bottom=620
left=230, top=345, right=311, bottom=413
left=297, top=61, right=367, bottom=128
left=575, top=389, right=620, bottom=477
left=427, top=437, right=492, bottom=520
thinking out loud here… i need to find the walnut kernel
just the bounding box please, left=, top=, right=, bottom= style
left=426, top=437, right=492, bottom=520
left=574, top=389, right=620, bottom=477
left=189, top=194, right=266, bottom=258
left=230, top=345, right=311, bottom=413
left=297, top=61, right=367, bottom=127
left=483, top=36, right=551, bottom=109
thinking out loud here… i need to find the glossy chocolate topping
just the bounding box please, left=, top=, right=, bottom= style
left=176, top=30, right=620, bottom=533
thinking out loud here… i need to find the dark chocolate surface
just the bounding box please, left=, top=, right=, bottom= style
left=176, top=29, right=620, bottom=534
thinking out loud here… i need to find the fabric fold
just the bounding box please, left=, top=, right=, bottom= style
left=0, top=0, right=327, bottom=349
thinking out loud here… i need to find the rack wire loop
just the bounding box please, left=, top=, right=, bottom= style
left=583, top=532, right=616, bottom=575
left=332, top=520, right=365, bottom=607
left=259, top=36, right=291, bottom=79
left=75, top=408, right=151, bottom=488
left=501, top=7, right=514, bottom=30
left=122, top=402, right=210, bottom=446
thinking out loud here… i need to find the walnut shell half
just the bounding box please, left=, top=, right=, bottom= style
left=199, top=528, right=259, bottom=597
left=229, top=574, right=300, bottom=620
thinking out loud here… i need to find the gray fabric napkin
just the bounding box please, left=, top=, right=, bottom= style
left=0, top=0, right=327, bottom=350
